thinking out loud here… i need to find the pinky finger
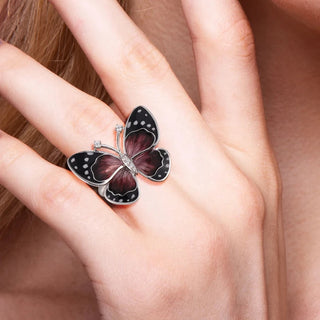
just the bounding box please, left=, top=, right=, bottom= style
left=0, top=130, right=133, bottom=272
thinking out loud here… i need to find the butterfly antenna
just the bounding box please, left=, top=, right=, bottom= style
left=93, top=140, right=120, bottom=154
left=115, top=124, right=124, bottom=153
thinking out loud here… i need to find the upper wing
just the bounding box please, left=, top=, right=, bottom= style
left=134, top=148, right=170, bottom=182
left=123, top=106, right=159, bottom=157
left=67, top=151, right=122, bottom=187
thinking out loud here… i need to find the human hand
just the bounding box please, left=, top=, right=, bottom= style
left=0, top=0, right=286, bottom=319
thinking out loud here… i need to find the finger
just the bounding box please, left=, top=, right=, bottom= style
left=182, top=0, right=269, bottom=155
left=0, top=130, right=135, bottom=277
left=48, top=0, right=211, bottom=160
left=0, top=42, right=121, bottom=157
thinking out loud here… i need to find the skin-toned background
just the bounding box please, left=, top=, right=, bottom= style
left=270, top=0, right=320, bottom=31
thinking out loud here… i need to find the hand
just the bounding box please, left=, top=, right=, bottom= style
left=0, top=0, right=286, bottom=319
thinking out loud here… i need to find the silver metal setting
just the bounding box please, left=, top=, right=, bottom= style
left=119, top=153, right=138, bottom=175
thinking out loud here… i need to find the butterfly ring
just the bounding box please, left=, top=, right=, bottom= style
left=67, top=106, right=171, bottom=205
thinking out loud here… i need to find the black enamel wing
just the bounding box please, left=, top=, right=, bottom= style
left=67, top=106, right=170, bottom=205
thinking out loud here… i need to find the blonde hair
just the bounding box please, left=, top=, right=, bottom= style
left=0, top=0, right=129, bottom=235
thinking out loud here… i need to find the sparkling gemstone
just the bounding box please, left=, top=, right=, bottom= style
left=94, top=140, right=102, bottom=148
left=120, top=153, right=138, bottom=175
left=115, top=124, right=123, bottom=133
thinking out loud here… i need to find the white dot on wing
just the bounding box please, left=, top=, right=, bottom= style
left=85, top=170, right=89, bottom=175
left=145, top=113, right=148, bottom=117
left=74, top=166, right=78, bottom=169
left=133, top=120, right=138, bottom=125
left=147, top=124, right=151, bottom=128
left=127, top=121, right=132, bottom=128
left=152, top=127, right=155, bottom=131
left=83, top=164, right=89, bottom=169
left=87, top=152, right=94, bottom=155
left=137, top=109, right=142, bottom=113
left=84, top=157, right=89, bottom=162
left=70, top=158, right=75, bottom=163
left=141, top=121, right=145, bottom=125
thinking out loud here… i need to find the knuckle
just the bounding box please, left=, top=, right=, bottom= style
left=219, top=17, right=256, bottom=62
left=0, top=147, right=25, bottom=173
left=38, top=170, right=80, bottom=211
left=193, top=15, right=256, bottom=64
left=119, top=35, right=170, bottom=82
left=0, top=136, right=26, bottom=173
left=191, top=14, right=256, bottom=64
left=69, top=98, right=115, bottom=139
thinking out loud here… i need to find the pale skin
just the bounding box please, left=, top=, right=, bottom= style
left=0, top=0, right=319, bottom=319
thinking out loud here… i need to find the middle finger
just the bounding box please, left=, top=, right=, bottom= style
left=48, top=0, right=214, bottom=166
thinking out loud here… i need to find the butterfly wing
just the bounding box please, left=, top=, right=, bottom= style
left=123, top=106, right=159, bottom=157
left=102, top=167, right=139, bottom=205
left=133, top=148, right=170, bottom=182
left=124, top=106, right=170, bottom=182
left=67, top=151, right=122, bottom=187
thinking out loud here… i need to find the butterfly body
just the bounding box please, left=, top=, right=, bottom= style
left=119, top=153, right=138, bottom=175
left=67, top=106, right=170, bottom=205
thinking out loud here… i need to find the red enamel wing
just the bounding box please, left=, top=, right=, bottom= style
left=67, top=106, right=170, bottom=205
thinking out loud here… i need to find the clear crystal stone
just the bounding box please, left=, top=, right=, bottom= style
left=120, top=153, right=137, bottom=175
left=115, top=124, right=123, bottom=133
left=94, top=140, right=102, bottom=148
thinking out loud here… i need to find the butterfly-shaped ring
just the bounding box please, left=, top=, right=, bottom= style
left=67, top=106, right=171, bottom=205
